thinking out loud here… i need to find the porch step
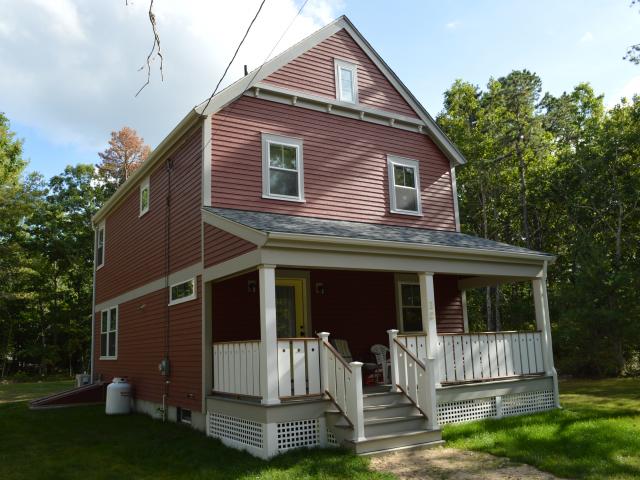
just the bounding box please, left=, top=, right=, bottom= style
left=363, top=391, right=410, bottom=408
left=344, top=429, right=443, bottom=455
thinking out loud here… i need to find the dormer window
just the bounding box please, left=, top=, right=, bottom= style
left=96, top=222, right=105, bottom=268
left=139, top=177, right=150, bottom=216
left=335, top=59, right=358, bottom=103
left=388, top=155, right=422, bottom=216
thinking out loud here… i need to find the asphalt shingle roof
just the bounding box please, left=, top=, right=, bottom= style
left=204, top=207, right=553, bottom=258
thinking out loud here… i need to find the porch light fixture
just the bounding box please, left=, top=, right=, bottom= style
left=315, top=282, right=325, bottom=295
left=248, top=280, right=257, bottom=293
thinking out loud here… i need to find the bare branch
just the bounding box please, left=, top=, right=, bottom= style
left=134, top=0, right=164, bottom=97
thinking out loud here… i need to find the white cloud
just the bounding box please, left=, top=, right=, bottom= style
left=609, top=75, right=640, bottom=106
left=0, top=0, right=342, bottom=152
left=446, top=20, right=461, bottom=29
left=579, top=31, right=593, bottom=43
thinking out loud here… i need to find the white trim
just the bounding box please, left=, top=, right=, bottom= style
left=99, top=305, right=118, bottom=360
left=139, top=176, right=150, bottom=217
left=169, top=277, right=197, bottom=306
left=450, top=164, right=461, bottom=232
left=261, top=133, right=304, bottom=202
left=202, top=115, right=212, bottom=207
left=334, top=58, right=358, bottom=104
left=96, top=221, right=105, bottom=270
left=387, top=155, right=422, bottom=216
left=202, top=209, right=267, bottom=246
left=394, top=276, right=423, bottom=333
left=461, top=290, right=469, bottom=333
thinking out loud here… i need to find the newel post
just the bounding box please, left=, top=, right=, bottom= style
left=387, top=329, right=400, bottom=392
left=424, top=358, right=440, bottom=430
left=349, top=361, right=366, bottom=442
left=318, top=332, right=330, bottom=395
left=532, top=262, right=560, bottom=408
left=259, top=265, right=280, bottom=405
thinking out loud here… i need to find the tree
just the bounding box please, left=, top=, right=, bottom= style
left=624, top=0, right=640, bottom=64
left=97, top=127, right=151, bottom=189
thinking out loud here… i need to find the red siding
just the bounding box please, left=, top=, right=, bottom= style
left=204, top=225, right=256, bottom=268
left=263, top=29, right=418, bottom=118
left=211, top=269, right=464, bottom=360
left=211, top=96, right=456, bottom=231
left=94, top=277, right=202, bottom=412
left=96, top=127, right=202, bottom=304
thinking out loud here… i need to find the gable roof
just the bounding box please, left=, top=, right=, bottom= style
left=93, top=15, right=465, bottom=226
left=195, top=15, right=466, bottom=166
left=203, top=207, right=554, bottom=262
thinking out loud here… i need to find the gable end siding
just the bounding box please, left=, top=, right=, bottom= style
left=263, top=29, right=419, bottom=119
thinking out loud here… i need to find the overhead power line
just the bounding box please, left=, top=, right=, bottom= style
left=200, top=0, right=266, bottom=114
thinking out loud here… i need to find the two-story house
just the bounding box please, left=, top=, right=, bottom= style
left=91, top=16, right=560, bottom=458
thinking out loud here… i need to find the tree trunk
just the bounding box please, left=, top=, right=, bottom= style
left=494, top=285, right=502, bottom=331
left=516, top=139, right=530, bottom=248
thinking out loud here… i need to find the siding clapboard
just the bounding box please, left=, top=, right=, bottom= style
left=211, top=96, right=456, bottom=231
left=96, top=127, right=202, bottom=304
left=94, top=277, right=202, bottom=412
left=203, top=224, right=256, bottom=268
left=263, top=29, right=418, bottom=118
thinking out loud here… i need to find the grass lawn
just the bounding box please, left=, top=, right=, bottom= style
left=0, top=379, right=75, bottom=404
left=0, top=391, right=391, bottom=480
left=444, top=378, right=640, bottom=479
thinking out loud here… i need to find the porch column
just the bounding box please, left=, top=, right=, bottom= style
left=259, top=265, right=280, bottom=405
left=532, top=262, right=560, bottom=407
left=418, top=272, right=441, bottom=387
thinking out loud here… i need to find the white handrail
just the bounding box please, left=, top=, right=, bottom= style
left=318, top=332, right=365, bottom=440
left=388, top=329, right=438, bottom=429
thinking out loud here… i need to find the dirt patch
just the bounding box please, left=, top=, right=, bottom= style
left=369, top=446, right=561, bottom=480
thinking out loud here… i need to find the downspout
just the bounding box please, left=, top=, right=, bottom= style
left=90, top=225, right=97, bottom=382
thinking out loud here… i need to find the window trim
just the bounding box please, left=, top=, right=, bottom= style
left=394, top=275, right=424, bottom=333
left=99, top=305, right=118, bottom=360
left=139, top=177, right=150, bottom=217
left=96, top=222, right=105, bottom=270
left=261, top=133, right=305, bottom=202
left=387, top=155, right=423, bottom=216
left=334, top=58, right=358, bottom=104
left=169, top=278, right=197, bottom=306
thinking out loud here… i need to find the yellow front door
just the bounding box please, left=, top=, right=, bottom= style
left=275, top=278, right=307, bottom=337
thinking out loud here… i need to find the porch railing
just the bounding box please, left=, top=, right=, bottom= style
left=397, top=331, right=545, bottom=384
left=389, top=333, right=438, bottom=429
left=212, top=338, right=323, bottom=398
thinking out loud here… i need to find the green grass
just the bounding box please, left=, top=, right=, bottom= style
left=444, top=378, right=640, bottom=479
left=0, top=400, right=391, bottom=480
left=0, top=379, right=75, bottom=404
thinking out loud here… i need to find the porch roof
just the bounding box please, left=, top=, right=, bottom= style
left=202, top=207, right=554, bottom=261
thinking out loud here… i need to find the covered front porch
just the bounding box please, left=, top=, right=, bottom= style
left=200, top=207, right=559, bottom=457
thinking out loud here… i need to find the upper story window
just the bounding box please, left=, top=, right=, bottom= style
left=388, top=155, right=422, bottom=216
left=169, top=278, right=196, bottom=306
left=334, top=59, right=358, bottom=104
left=96, top=222, right=105, bottom=268
left=139, top=177, right=150, bottom=216
left=100, top=306, right=118, bottom=359
left=262, top=133, right=304, bottom=202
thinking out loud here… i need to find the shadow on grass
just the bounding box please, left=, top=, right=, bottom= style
left=444, top=378, right=640, bottom=480
left=0, top=402, right=392, bottom=480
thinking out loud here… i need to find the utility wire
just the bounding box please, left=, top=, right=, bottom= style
left=200, top=0, right=266, bottom=114
left=243, top=0, right=310, bottom=92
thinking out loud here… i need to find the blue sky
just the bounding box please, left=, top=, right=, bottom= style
left=3, top=0, right=639, bottom=179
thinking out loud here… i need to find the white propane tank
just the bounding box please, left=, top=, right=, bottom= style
left=105, top=377, right=131, bottom=415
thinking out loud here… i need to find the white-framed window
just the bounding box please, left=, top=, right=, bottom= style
left=397, top=282, right=423, bottom=332
left=261, top=133, right=304, bottom=202
left=96, top=222, right=105, bottom=269
left=388, top=155, right=422, bottom=215
left=100, top=306, right=118, bottom=359
left=139, top=177, right=150, bottom=216
left=169, top=278, right=196, bottom=306
left=334, top=59, right=358, bottom=104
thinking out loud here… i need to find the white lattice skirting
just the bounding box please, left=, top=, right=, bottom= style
left=437, top=389, right=555, bottom=424
left=207, top=412, right=325, bottom=458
